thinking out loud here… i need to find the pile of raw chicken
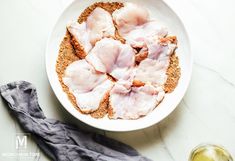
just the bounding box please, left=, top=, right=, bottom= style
left=62, top=2, right=178, bottom=119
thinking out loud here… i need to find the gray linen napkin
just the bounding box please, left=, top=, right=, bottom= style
left=0, top=81, right=151, bottom=161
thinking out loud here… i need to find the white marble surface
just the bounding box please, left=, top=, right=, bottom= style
left=0, top=0, right=235, bottom=161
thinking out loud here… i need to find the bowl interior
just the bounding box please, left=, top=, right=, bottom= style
left=46, top=0, right=192, bottom=131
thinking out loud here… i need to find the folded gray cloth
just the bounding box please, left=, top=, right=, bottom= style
left=0, top=81, right=151, bottom=161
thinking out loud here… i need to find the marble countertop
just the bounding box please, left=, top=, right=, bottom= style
left=0, top=0, right=235, bottom=160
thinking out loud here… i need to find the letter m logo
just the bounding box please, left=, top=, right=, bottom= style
left=15, top=133, right=28, bottom=149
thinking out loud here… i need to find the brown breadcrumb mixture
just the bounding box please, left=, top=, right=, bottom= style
left=70, top=35, right=87, bottom=59
left=56, top=2, right=181, bottom=119
left=164, top=53, right=181, bottom=92
left=135, top=49, right=148, bottom=64
left=56, top=32, right=79, bottom=109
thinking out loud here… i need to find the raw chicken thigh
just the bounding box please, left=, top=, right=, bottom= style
left=67, top=7, right=115, bottom=58
left=134, top=58, right=169, bottom=87
left=109, top=81, right=165, bottom=119
left=113, top=2, right=149, bottom=35
left=134, top=36, right=177, bottom=86
left=63, top=59, right=106, bottom=93
left=147, top=36, right=177, bottom=59
left=113, top=3, right=167, bottom=47
left=124, top=21, right=168, bottom=48
left=63, top=60, right=113, bottom=113
left=86, top=7, right=116, bottom=45
left=86, top=38, right=135, bottom=80
left=74, top=80, right=113, bottom=113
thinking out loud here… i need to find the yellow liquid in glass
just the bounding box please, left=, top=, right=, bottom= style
left=189, top=144, right=233, bottom=161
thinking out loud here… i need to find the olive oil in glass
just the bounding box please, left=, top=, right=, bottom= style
left=189, top=144, right=233, bottom=161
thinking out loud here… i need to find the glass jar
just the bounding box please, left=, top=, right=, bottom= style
left=189, top=144, right=233, bottom=161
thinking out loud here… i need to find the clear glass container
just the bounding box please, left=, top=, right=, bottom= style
left=189, top=144, right=233, bottom=161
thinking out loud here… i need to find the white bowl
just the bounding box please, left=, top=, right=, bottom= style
left=46, top=0, right=192, bottom=132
